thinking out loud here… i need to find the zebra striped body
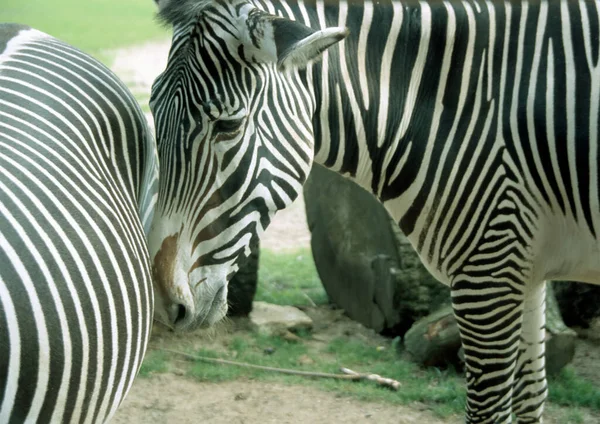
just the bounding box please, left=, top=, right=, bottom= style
left=150, top=0, right=600, bottom=422
left=0, top=24, right=157, bottom=422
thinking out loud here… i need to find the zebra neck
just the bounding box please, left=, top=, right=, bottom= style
left=303, top=0, right=445, bottom=203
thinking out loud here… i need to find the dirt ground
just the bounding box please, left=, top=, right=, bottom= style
left=114, top=376, right=439, bottom=424
left=114, top=307, right=600, bottom=424
left=109, top=41, right=600, bottom=424
left=115, top=302, right=469, bottom=424
left=114, top=308, right=464, bottom=424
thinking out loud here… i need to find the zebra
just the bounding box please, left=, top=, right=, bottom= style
left=148, top=0, right=600, bottom=422
left=0, top=24, right=157, bottom=422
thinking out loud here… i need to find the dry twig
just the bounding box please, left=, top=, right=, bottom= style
left=159, top=348, right=401, bottom=390
left=340, top=367, right=401, bottom=390
left=302, top=292, right=317, bottom=307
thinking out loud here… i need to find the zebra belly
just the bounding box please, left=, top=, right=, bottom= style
left=535, top=212, right=600, bottom=285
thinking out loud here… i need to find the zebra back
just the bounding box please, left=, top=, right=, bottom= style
left=0, top=24, right=155, bottom=423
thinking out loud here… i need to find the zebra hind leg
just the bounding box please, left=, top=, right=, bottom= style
left=452, top=275, right=526, bottom=423
left=512, top=281, right=547, bottom=423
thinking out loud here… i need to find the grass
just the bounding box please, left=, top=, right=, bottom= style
left=549, top=368, right=600, bottom=410
left=563, top=409, right=585, bottom=424
left=1, top=0, right=168, bottom=56
left=255, top=248, right=328, bottom=307
left=182, top=332, right=466, bottom=419
left=138, top=350, right=169, bottom=377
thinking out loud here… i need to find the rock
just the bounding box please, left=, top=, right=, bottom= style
left=303, top=164, right=449, bottom=336
left=553, top=280, right=600, bottom=328
left=281, top=331, right=302, bottom=343
left=403, top=305, right=462, bottom=368
left=589, top=318, right=600, bottom=341
left=234, top=393, right=248, bottom=401
left=568, top=317, right=600, bottom=341
left=545, top=331, right=577, bottom=376
left=249, top=301, right=313, bottom=335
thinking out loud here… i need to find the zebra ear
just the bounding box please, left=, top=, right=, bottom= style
left=274, top=20, right=348, bottom=70
left=254, top=17, right=348, bottom=70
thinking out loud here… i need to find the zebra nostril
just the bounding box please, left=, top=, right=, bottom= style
left=174, top=304, right=187, bottom=324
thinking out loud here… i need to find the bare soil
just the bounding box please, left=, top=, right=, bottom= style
left=114, top=309, right=600, bottom=424
left=115, top=375, right=443, bottom=424
left=109, top=41, right=600, bottom=424
left=115, top=309, right=465, bottom=424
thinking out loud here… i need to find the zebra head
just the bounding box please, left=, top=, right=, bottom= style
left=148, top=0, right=347, bottom=330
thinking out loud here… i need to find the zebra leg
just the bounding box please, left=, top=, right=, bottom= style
left=452, top=275, right=526, bottom=423
left=512, top=282, right=547, bottom=423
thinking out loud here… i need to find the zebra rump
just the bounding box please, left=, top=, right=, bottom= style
left=0, top=24, right=157, bottom=423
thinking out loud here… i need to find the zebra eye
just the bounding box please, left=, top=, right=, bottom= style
left=213, top=118, right=245, bottom=136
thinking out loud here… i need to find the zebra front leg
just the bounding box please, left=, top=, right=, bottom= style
left=512, top=282, right=547, bottom=423
left=452, top=275, right=526, bottom=423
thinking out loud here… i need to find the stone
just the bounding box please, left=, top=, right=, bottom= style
left=403, top=305, right=462, bottom=367
left=303, top=164, right=449, bottom=336
left=588, top=318, right=600, bottom=341
left=281, top=331, right=302, bottom=343
left=545, top=331, right=577, bottom=376
left=249, top=301, right=313, bottom=335
left=553, top=280, right=600, bottom=328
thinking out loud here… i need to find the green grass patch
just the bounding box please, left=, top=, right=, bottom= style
left=138, top=350, right=169, bottom=377
left=174, top=331, right=466, bottom=418
left=189, top=348, right=245, bottom=382
left=564, top=409, right=585, bottom=424
left=256, top=248, right=328, bottom=307
left=549, top=367, right=600, bottom=411
left=1, top=0, right=168, bottom=56
left=229, top=333, right=311, bottom=369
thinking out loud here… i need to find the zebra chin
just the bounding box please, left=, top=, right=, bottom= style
left=149, top=227, right=231, bottom=330
left=153, top=281, right=228, bottom=331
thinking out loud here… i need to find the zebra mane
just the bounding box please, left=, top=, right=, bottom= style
left=157, top=0, right=216, bottom=26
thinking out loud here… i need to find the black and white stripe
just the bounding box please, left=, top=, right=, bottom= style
left=151, top=0, right=600, bottom=422
left=0, top=24, right=157, bottom=423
